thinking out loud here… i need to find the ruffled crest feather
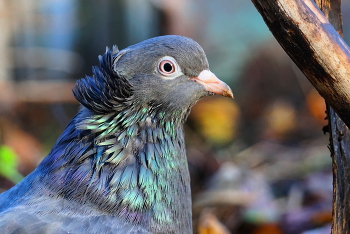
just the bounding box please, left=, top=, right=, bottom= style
left=73, top=46, right=133, bottom=113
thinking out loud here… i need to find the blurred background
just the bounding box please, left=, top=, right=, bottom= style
left=1, top=0, right=350, bottom=233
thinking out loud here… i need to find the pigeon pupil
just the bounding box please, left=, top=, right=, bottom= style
left=163, top=63, right=173, bottom=72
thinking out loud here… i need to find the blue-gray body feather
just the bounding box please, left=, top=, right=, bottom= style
left=0, top=35, right=230, bottom=234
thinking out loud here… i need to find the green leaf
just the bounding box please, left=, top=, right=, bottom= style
left=0, top=145, right=24, bottom=184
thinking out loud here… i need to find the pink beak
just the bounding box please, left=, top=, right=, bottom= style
left=191, top=70, right=233, bottom=98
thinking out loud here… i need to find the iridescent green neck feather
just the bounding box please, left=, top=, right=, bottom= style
left=40, top=106, right=192, bottom=232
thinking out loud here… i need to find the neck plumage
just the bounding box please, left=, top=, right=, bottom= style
left=39, top=106, right=192, bottom=232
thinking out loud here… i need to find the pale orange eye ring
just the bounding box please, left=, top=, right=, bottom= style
left=159, top=60, right=175, bottom=75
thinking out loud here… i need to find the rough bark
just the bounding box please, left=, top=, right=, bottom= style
left=313, top=1, right=350, bottom=233
left=315, top=1, right=350, bottom=233
left=250, top=0, right=350, bottom=233
left=328, top=109, right=350, bottom=234
left=314, top=0, right=343, bottom=32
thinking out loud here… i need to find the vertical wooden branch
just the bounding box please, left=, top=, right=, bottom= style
left=314, top=0, right=343, bottom=33
left=328, top=102, right=350, bottom=234
left=314, top=1, right=350, bottom=233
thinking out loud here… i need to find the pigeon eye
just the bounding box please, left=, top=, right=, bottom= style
left=159, top=60, right=175, bottom=75
left=157, top=56, right=180, bottom=78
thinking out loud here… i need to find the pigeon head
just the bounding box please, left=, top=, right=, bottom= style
left=73, top=35, right=232, bottom=121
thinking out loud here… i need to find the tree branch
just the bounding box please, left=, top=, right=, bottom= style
left=251, top=0, right=350, bottom=128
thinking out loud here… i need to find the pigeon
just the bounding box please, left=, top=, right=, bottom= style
left=0, top=35, right=233, bottom=234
